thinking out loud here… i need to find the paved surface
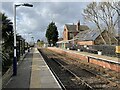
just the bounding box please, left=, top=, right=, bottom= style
left=3, top=51, right=33, bottom=88
left=3, top=48, right=61, bottom=89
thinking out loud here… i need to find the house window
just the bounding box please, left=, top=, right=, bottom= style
left=69, top=33, right=74, bottom=39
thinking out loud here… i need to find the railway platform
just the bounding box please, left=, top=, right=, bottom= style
left=3, top=47, right=61, bottom=89
left=47, top=47, right=120, bottom=72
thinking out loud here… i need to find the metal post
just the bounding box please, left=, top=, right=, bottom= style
left=13, top=3, right=33, bottom=76
left=13, top=5, right=17, bottom=76
left=18, top=38, right=20, bottom=59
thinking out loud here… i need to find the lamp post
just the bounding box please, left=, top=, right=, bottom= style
left=28, top=32, right=32, bottom=44
left=13, top=3, right=33, bottom=76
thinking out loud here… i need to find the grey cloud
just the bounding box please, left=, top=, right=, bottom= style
left=2, top=2, right=13, bottom=16
left=2, top=2, right=89, bottom=42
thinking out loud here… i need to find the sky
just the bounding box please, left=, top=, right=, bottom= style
left=1, top=0, right=119, bottom=43
left=1, top=0, right=92, bottom=43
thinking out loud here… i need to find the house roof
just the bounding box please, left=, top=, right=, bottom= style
left=75, top=29, right=105, bottom=41
left=80, top=25, right=89, bottom=31
left=65, top=24, right=89, bottom=32
left=65, top=24, right=77, bottom=32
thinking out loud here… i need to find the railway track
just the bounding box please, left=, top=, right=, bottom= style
left=51, top=58, right=94, bottom=90
left=39, top=48, right=120, bottom=90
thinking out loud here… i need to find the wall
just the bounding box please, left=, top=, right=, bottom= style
left=89, top=57, right=120, bottom=72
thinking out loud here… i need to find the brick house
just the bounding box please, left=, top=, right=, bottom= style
left=63, top=21, right=89, bottom=41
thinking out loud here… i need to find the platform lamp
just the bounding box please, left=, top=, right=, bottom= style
left=13, top=3, right=33, bottom=76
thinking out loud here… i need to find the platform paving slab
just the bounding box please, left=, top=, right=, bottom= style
left=3, top=52, right=33, bottom=89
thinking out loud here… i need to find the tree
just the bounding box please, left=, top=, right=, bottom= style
left=1, top=12, right=14, bottom=74
left=108, top=2, right=120, bottom=16
left=108, top=2, right=120, bottom=38
left=83, top=2, right=119, bottom=45
left=98, top=2, right=119, bottom=44
left=2, top=13, right=14, bottom=49
left=45, top=22, right=58, bottom=46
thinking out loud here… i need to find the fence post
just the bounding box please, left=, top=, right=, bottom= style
left=88, top=56, right=90, bottom=63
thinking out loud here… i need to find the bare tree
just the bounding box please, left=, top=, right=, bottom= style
left=98, top=2, right=119, bottom=44
left=83, top=2, right=107, bottom=44
left=108, top=1, right=120, bottom=38
left=83, top=2, right=119, bottom=45
left=108, top=1, right=120, bottom=16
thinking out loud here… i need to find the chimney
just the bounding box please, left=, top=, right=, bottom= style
left=76, top=20, right=80, bottom=31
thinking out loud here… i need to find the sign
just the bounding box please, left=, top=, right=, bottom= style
left=116, top=46, right=120, bottom=53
